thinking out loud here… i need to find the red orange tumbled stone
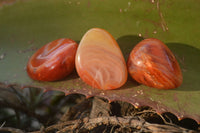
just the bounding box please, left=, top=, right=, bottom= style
left=127, top=38, right=183, bottom=89
left=75, top=28, right=127, bottom=90
left=27, top=38, right=78, bottom=81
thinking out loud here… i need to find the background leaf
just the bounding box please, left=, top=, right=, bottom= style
left=0, top=0, right=200, bottom=123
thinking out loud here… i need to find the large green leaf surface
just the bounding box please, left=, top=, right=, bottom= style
left=0, top=0, right=200, bottom=123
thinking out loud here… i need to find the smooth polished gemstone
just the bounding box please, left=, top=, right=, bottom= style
left=127, top=38, right=183, bottom=89
left=75, top=28, right=127, bottom=90
left=27, top=38, right=78, bottom=81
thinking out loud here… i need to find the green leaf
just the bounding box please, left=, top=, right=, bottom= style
left=0, top=0, right=200, bottom=123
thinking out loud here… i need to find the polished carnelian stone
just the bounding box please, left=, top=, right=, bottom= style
left=27, top=38, right=78, bottom=81
left=75, top=28, right=127, bottom=90
left=127, top=38, right=183, bottom=89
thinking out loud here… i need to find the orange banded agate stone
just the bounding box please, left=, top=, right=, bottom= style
left=27, top=38, right=78, bottom=81
left=127, top=38, right=183, bottom=89
left=75, top=28, right=127, bottom=90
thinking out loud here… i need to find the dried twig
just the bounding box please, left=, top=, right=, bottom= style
left=0, top=127, right=24, bottom=133
left=30, top=116, right=198, bottom=133
left=84, top=116, right=197, bottom=133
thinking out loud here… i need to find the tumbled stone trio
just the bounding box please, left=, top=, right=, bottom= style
left=27, top=28, right=183, bottom=90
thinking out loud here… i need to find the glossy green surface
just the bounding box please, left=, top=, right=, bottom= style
left=0, top=0, right=200, bottom=122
